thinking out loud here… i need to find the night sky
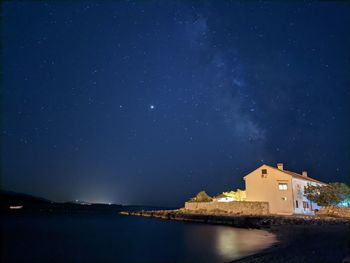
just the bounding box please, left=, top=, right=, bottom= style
left=2, top=1, right=350, bottom=206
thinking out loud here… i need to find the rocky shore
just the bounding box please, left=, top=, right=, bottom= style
left=120, top=209, right=349, bottom=228
left=120, top=209, right=350, bottom=262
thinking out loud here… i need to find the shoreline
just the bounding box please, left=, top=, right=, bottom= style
left=120, top=209, right=350, bottom=262
left=119, top=209, right=349, bottom=228
left=232, top=224, right=350, bottom=263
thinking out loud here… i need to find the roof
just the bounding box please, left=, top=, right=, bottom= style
left=264, top=164, right=327, bottom=185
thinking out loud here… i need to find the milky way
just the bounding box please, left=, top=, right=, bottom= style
left=2, top=1, right=350, bottom=206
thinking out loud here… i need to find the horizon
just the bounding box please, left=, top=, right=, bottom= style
left=2, top=1, right=350, bottom=207
left=1, top=161, right=335, bottom=207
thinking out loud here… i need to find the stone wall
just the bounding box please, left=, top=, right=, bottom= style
left=316, top=207, right=350, bottom=218
left=184, top=201, right=269, bottom=215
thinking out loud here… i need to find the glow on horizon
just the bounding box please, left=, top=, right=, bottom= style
left=75, top=198, right=115, bottom=205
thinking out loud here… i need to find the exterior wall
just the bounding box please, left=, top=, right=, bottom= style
left=316, top=207, right=350, bottom=218
left=291, top=178, right=322, bottom=215
left=184, top=201, right=269, bottom=215
left=244, top=165, right=294, bottom=214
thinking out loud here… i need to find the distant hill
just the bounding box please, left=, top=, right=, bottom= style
left=0, top=189, right=52, bottom=206
left=0, top=189, right=122, bottom=213
left=0, top=189, right=173, bottom=214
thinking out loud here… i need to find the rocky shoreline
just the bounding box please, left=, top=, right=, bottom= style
left=120, top=209, right=350, bottom=262
left=119, top=209, right=349, bottom=228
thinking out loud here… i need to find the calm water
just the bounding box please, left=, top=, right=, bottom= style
left=1, top=213, right=276, bottom=263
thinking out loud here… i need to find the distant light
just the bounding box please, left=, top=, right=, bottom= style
left=150, top=105, right=155, bottom=109
left=217, top=197, right=235, bottom=203
left=339, top=200, right=350, bottom=207
left=108, top=203, right=111, bottom=205
left=9, top=206, right=23, bottom=210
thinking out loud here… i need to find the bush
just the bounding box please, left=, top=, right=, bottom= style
left=189, top=191, right=212, bottom=202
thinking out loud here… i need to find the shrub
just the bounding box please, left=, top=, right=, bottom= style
left=189, top=191, right=213, bottom=202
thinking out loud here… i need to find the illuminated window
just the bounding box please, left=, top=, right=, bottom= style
left=278, top=183, right=288, bottom=190
left=303, top=201, right=309, bottom=209
left=261, top=169, right=267, bottom=178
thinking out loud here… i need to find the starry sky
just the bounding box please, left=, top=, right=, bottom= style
left=2, top=1, right=350, bottom=206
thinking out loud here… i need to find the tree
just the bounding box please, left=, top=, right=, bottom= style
left=189, top=191, right=213, bottom=202
left=304, top=182, right=350, bottom=207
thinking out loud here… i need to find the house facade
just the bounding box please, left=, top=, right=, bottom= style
left=244, top=163, right=326, bottom=215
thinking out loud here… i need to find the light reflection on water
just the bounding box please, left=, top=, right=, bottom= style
left=216, top=226, right=276, bottom=260
left=183, top=223, right=276, bottom=262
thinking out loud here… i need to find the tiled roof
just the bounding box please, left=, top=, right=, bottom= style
left=265, top=164, right=327, bottom=185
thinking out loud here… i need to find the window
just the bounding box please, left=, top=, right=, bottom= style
left=278, top=183, right=288, bottom=190
left=296, top=200, right=299, bottom=208
left=303, top=201, right=309, bottom=209
left=261, top=169, right=267, bottom=178
left=282, top=197, right=287, bottom=201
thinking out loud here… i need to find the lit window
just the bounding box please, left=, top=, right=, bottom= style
left=303, top=201, right=309, bottom=209
left=278, top=183, right=288, bottom=190
left=261, top=169, right=267, bottom=178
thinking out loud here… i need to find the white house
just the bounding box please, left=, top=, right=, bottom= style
left=244, top=163, right=327, bottom=215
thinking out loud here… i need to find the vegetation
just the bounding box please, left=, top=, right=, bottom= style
left=304, top=183, right=350, bottom=207
left=189, top=191, right=213, bottom=202
left=220, top=189, right=246, bottom=201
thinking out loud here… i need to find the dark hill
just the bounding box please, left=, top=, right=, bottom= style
left=0, top=189, right=51, bottom=206
left=0, top=189, right=122, bottom=213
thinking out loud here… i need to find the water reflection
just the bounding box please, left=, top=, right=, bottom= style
left=184, top=223, right=276, bottom=262
left=216, top=227, right=239, bottom=257
left=216, top=226, right=276, bottom=260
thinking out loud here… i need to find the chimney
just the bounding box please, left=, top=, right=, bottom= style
left=277, top=163, right=284, bottom=170
left=302, top=171, right=308, bottom=177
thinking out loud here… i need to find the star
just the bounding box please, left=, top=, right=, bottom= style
left=150, top=105, right=155, bottom=110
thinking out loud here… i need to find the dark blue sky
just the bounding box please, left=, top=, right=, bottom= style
left=2, top=1, right=350, bottom=206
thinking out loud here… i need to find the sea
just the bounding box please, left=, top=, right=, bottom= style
left=1, top=212, right=276, bottom=263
